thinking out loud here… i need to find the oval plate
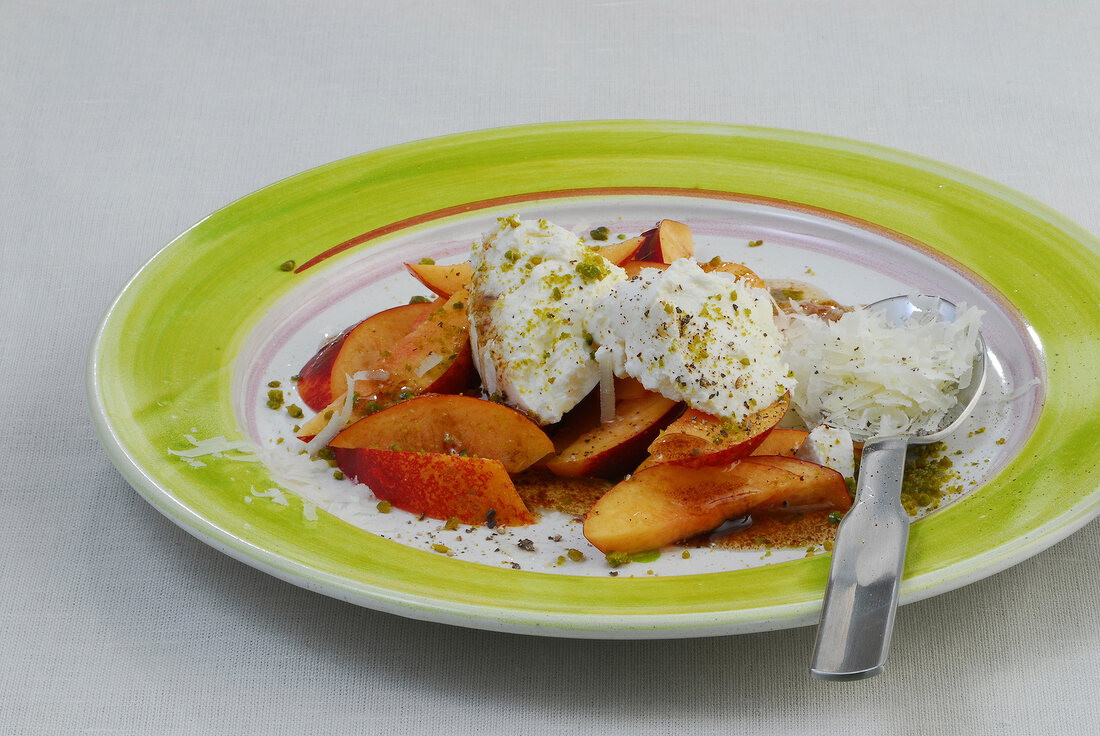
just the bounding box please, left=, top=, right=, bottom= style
left=88, top=122, right=1100, bottom=638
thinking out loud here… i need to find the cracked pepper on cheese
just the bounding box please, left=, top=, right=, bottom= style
left=467, top=216, right=627, bottom=425
left=589, top=258, right=794, bottom=421
left=468, top=216, right=794, bottom=425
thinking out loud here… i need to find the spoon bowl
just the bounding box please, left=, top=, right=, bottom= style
left=809, top=294, right=987, bottom=680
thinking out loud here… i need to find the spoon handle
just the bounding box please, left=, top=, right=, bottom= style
left=810, top=437, right=909, bottom=680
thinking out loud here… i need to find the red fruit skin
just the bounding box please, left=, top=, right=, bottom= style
left=335, top=448, right=535, bottom=526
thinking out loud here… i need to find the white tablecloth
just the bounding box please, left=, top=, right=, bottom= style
left=4, top=2, right=1099, bottom=733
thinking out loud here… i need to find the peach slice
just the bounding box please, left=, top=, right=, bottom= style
left=544, top=391, right=682, bottom=479
left=749, top=428, right=809, bottom=458
left=296, top=302, right=435, bottom=412
left=635, top=220, right=695, bottom=263
left=742, top=456, right=852, bottom=511
left=645, top=395, right=790, bottom=469
left=330, top=394, right=554, bottom=474
left=297, top=289, right=474, bottom=439
left=583, top=458, right=800, bottom=554
left=338, top=448, right=535, bottom=526
left=404, top=262, right=473, bottom=299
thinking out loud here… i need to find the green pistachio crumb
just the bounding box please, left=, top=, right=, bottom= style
left=266, top=389, right=284, bottom=410
left=576, top=262, right=603, bottom=280
left=605, top=551, right=630, bottom=568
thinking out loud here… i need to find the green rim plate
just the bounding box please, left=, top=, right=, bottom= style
left=87, top=121, right=1100, bottom=637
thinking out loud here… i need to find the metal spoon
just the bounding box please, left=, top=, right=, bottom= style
left=809, top=294, right=987, bottom=680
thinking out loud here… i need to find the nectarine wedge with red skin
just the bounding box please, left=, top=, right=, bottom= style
left=330, top=394, right=553, bottom=474
left=749, top=428, right=808, bottom=458
left=545, top=391, right=682, bottom=479
left=645, top=395, right=790, bottom=469
left=403, top=241, right=645, bottom=299
left=297, top=289, right=473, bottom=438
left=742, top=456, right=851, bottom=512
left=583, top=458, right=800, bottom=554
left=296, top=301, right=435, bottom=412
left=595, top=235, right=644, bottom=265
left=404, top=262, right=473, bottom=299
left=584, top=456, right=852, bottom=553
left=338, top=448, right=535, bottom=526
left=634, top=220, right=694, bottom=263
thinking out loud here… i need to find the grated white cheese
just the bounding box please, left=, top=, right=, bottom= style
left=303, top=369, right=387, bottom=455
left=169, top=434, right=262, bottom=464
left=249, top=486, right=290, bottom=506
left=783, top=302, right=983, bottom=438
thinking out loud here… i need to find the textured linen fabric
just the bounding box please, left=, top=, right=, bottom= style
left=2, top=1, right=1099, bottom=733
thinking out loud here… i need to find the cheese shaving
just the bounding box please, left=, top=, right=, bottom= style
left=783, top=302, right=984, bottom=438
left=304, top=370, right=383, bottom=455
left=596, top=345, right=615, bottom=424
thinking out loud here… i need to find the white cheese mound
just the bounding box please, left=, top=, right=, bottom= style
left=468, top=216, right=627, bottom=424
left=783, top=301, right=983, bottom=438
left=589, top=259, right=794, bottom=421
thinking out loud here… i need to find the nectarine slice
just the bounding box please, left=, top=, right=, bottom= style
left=297, top=289, right=473, bottom=438
left=404, top=262, right=473, bottom=299
left=635, top=220, right=694, bottom=263
left=646, top=395, right=790, bottom=469
left=595, top=235, right=644, bottom=266
left=545, top=391, right=682, bottom=479
left=330, top=394, right=553, bottom=474
left=296, top=301, right=435, bottom=412
left=583, top=458, right=798, bottom=554
left=339, top=449, right=535, bottom=526
left=404, top=241, right=644, bottom=299
left=743, top=456, right=852, bottom=511
left=749, top=428, right=808, bottom=458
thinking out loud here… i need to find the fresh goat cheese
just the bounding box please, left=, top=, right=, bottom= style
left=589, top=258, right=794, bottom=421
left=467, top=216, right=626, bottom=424
left=795, top=425, right=856, bottom=480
